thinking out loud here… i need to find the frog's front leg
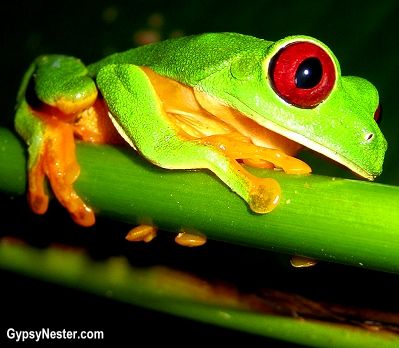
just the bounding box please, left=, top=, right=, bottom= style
left=97, top=64, right=281, bottom=214
left=15, top=55, right=99, bottom=226
left=197, top=134, right=312, bottom=174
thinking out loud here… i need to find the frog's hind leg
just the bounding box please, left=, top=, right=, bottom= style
left=97, top=64, right=281, bottom=214
left=15, top=102, right=95, bottom=226
left=15, top=55, right=98, bottom=226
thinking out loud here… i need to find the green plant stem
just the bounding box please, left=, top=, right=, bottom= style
left=1, top=242, right=398, bottom=348
left=1, top=127, right=399, bottom=273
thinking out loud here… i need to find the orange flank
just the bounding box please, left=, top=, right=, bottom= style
left=194, top=90, right=304, bottom=156
left=143, top=67, right=303, bottom=156
left=141, top=66, right=236, bottom=140
left=142, top=67, right=308, bottom=173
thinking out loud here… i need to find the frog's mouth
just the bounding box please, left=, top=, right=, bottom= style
left=224, top=100, right=381, bottom=180
left=260, top=120, right=378, bottom=180
left=223, top=94, right=380, bottom=180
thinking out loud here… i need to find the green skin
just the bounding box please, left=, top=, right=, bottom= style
left=15, top=32, right=387, bottom=216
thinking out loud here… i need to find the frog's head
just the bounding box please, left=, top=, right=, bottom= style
left=227, top=35, right=387, bottom=180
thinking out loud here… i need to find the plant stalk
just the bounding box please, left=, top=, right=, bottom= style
left=1, top=127, right=399, bottom=273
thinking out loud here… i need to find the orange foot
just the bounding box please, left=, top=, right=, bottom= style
left=175, top=229, right=207, bottom=247
left=125, top=225, right=158, bottom=242
left=28, top=119, right=95, bottom=226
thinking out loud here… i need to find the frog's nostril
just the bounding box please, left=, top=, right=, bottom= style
left=365, top=133, right=374, bottom=142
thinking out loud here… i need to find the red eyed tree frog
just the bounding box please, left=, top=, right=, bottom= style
left=14, top=33, right=387, bottom=227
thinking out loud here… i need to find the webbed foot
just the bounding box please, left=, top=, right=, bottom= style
left=28, top=118, right=95, bottom=226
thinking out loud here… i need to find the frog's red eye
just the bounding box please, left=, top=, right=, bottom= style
left=269, top=42, right=336, bottom=108
left=374, top=104, right=382, bottom=124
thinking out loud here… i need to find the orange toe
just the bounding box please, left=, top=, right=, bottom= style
left=27, top=160, right=49, bottom=214
left=125, top=225, right=158, bottom=242
left=248, top=177, right=281, bottom=214
left=26, top=118, right=96, bottom=227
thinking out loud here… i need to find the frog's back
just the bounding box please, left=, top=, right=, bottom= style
left=88, top=33, right=271, bottom=85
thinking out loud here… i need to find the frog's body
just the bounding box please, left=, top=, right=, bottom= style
left=15, top=33, right=387, bottom=227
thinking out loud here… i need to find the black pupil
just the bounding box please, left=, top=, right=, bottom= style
left=295, top=57, right=322, bottom=89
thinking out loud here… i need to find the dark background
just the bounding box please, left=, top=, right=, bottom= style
left=1, top=0, right=399, bottom=346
